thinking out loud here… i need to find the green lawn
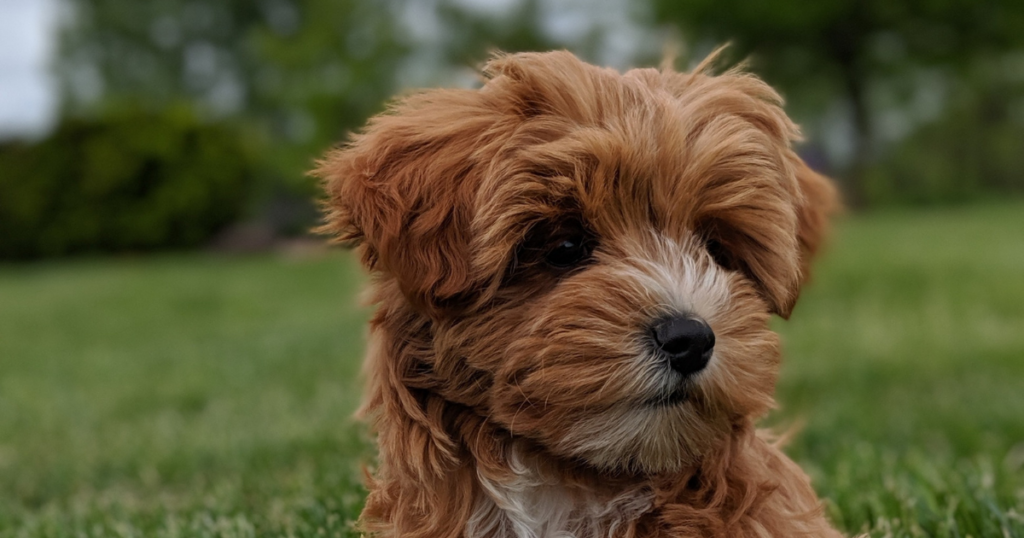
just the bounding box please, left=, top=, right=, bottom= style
left=1, top=203, right=1023, bottom=537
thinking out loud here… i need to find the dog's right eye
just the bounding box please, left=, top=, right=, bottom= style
left=705, top=237, right=739, bottom=272
left=510, top=218, right=597, bottom=282
left=544, top=235, right=593, bottom=269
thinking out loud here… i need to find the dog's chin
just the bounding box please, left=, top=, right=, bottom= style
left=642, top=383, right=693, bottom=409
left=549, top=390, right=729, bottom=476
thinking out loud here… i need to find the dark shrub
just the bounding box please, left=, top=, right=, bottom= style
left=0, top=106, right=254, bottom=259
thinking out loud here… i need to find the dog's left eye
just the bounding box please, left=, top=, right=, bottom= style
left=544, top=235, right=593, bottom=269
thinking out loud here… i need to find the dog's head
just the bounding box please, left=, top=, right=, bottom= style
left=318, top=50, right=836, bottom=476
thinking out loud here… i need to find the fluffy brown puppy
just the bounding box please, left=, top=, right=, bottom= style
left=317, top=50, right=842, bottom=538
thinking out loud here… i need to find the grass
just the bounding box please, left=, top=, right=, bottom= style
left=1, top=202, right=1023, bottom=537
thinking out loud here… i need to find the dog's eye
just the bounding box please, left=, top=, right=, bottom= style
left=544, top=235, right=593, bottom=269
left=705, top=238, right=738, bottom=271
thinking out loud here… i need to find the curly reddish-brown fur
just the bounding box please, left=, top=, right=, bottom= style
left=316, top=49, right=842, bottom=538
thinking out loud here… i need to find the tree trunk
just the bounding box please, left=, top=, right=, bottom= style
left=838, top=56, right=871, bottom=207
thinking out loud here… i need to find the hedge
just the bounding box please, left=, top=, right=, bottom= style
left=0, top=107, right=254, bottom=259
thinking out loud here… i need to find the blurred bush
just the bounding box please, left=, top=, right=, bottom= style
left=0, top=105, right=252, bottom=258
left=57, top=0, right=408, bottom=194
left=865, top=90, right=1024, bottom=205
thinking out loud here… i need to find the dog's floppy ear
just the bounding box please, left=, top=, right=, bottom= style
left=357, top=314, right=479, bottom=538
left=766, top=154, right=839, bottom=319
left=316, top=89, right=503, bottom=315
left=793, top=155, right=839, bottom=296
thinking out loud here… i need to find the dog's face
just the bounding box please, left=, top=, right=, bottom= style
left=319, top=51, right=836, bottom=475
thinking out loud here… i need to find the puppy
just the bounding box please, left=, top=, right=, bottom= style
left=317, top=50, right=842, bottom=538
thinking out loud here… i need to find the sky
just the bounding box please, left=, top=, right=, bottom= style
left=0, top=0, right=58, bottom=139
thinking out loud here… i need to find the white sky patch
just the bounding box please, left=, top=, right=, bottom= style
left=456, top=0, right=658, bottom=69
left=447, top=0, right=520, bottom=18
left=541, top=0, right=661, bottom=69
left=0, top=0, right=59, bottom=139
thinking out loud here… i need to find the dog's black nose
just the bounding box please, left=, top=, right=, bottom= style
left=651, top=316, right=715, bottom=376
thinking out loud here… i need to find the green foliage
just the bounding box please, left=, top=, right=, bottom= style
left=1, top=203, right=1023, bottom=536
left=59, top=0, right=408, bottom=193
left=651, top=0, right=1024, bottom=204
left=0, top=106, right=252, bottom=258
left=864, top=74, right=1024, bottom=204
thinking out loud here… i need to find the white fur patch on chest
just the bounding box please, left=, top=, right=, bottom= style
left=466, top=452, right=654, bottom=538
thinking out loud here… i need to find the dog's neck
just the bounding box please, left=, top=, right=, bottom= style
left=467, top=445, right=656, bottom=538
left=459, top=427, right=840, bottom=538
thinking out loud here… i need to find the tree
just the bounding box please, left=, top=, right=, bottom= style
left=58, top=0, right=408, bottom=189
left=651, top=0, right=1024, bottom=203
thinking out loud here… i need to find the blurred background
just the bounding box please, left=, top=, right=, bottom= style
left=1, top=1, right=1023, bottom=536
left=2, top=0, right=1023, bottom=258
